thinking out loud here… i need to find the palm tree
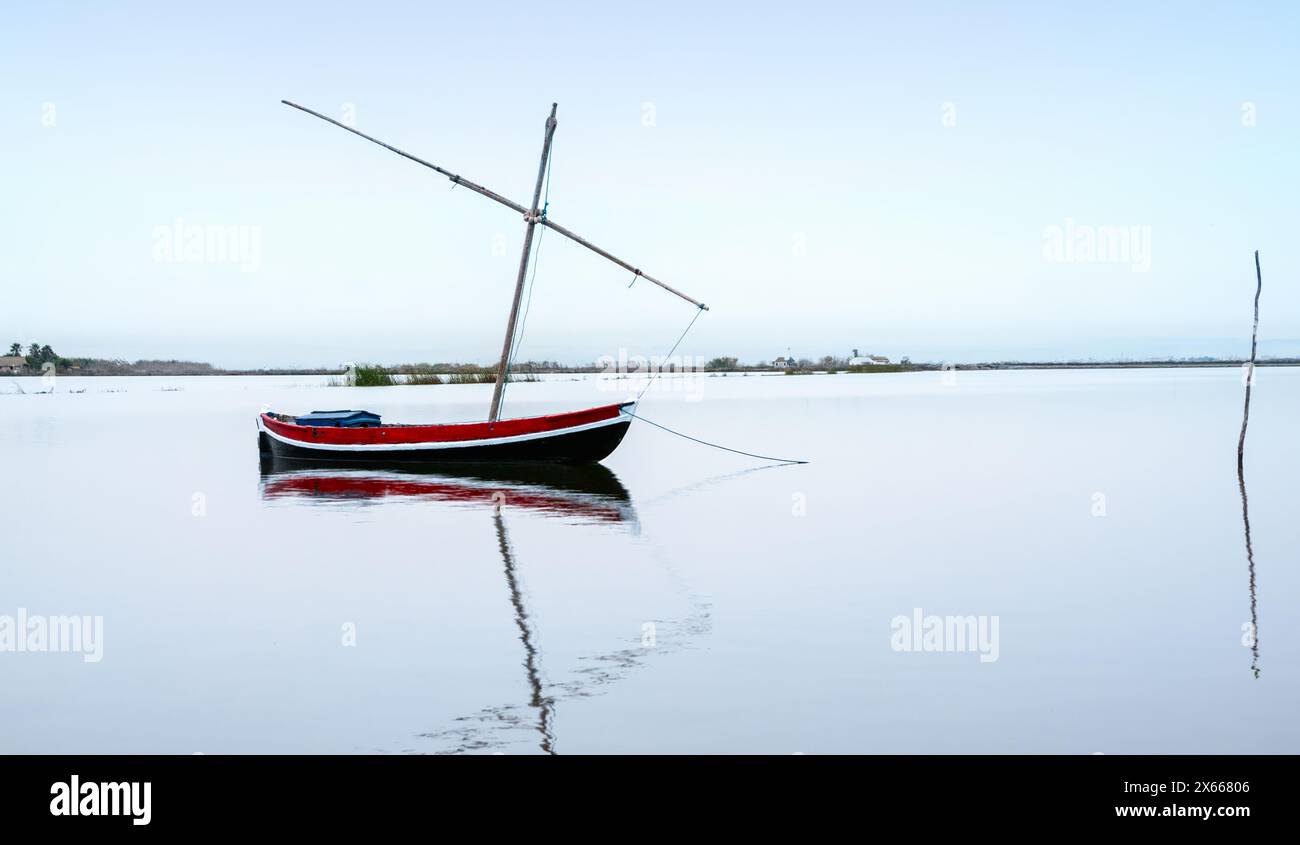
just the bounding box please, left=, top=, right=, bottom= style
left=7, top=342, right=20, bottom=357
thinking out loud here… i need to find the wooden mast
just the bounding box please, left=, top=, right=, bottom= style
left=489, top=104, right=557, bottom=424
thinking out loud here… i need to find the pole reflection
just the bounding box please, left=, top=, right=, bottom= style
left=1237, top=462, right=1260, bottom=679
left=492, top=502, right=556, bottom=753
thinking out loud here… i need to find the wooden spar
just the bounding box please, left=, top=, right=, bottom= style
left=541, top=218, right=707, bottom=309
left=280, top=99, right=708, bottom=311
left=280, top=100, right=528, bottom=216
left=488, top=104, right=558, bottom=424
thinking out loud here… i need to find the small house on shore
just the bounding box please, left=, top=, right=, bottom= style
left=849, top=348, right=891, bottom=366
left=0, top=356, right=25, bottom=373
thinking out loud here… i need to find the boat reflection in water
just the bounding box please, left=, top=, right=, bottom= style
left=258, top=455, right=682, bottom=753
left=259, top=454, right=638, bottom=530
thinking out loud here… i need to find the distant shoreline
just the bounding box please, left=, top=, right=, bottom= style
left=5, top=358, right=1298, bottom=378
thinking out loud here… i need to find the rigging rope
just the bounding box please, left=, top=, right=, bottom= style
left=627, top=306, right=808, bottom=464
left=509, top=227, right=545, bottom=370
left=492, top=140, right=805, bottom=466
left=635, top=306, right=702, bottom=402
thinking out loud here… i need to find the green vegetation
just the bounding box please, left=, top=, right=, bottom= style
left=351, top=365, right=396, bottom=387
left=440, top=370, right=537, bottom=385
left=5, top=341, right=73, bottom=371
left=333, top=364, right=542, bottom=387
left=446, top=371, right=495, bottom=385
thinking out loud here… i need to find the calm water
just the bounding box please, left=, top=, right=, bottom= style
left=2, top=368, right=1297, bottom=753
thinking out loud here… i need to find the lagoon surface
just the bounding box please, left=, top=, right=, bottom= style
left=2, top=368, right=1297, bottom=753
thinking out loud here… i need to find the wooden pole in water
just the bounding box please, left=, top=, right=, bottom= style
left=1237, top=250, right=1263, bottom=473
left=1237, top=249, right=1263, bottom=678
left=488, top=104, right=558, bottom=424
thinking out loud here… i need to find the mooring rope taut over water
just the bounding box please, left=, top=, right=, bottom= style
left=624, top=410, right=809, bottom=465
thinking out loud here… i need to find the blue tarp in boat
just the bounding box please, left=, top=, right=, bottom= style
left=294, top=410, right=382, bottom=428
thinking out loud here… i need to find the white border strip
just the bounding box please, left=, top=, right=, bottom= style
left=258, top=410, right=629, bottom=452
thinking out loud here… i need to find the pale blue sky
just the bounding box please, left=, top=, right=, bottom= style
left=1, top=1, right=1297, bottom=367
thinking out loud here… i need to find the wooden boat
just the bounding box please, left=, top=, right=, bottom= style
left=262, top=100, right=706, bottom=465
left=258, top=401, right=635, bottom=464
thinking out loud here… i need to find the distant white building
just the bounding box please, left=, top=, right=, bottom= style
left=848, top=349, right=890, bottom=366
